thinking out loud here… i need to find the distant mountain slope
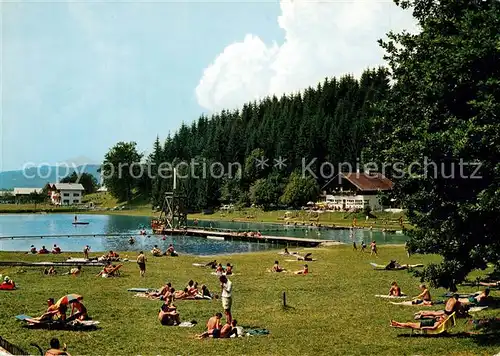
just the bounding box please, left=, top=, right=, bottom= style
left=0, top=164, right=101, bottom=190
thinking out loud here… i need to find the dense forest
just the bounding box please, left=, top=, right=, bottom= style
left=102, top=68, right=391, bottom=210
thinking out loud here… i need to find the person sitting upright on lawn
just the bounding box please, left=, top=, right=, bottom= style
left=389, top=281, right=402, bottom=297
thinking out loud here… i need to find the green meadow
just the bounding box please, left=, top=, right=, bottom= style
left=0, top=246, right=498, bottom=355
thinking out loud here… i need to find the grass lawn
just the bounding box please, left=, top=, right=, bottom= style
left=0, top=246, right=498, bottom=355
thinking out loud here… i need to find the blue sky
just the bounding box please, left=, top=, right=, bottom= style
left=1, top=1, right=283, bottom=171
left=1, top=1, right=416, bottom=172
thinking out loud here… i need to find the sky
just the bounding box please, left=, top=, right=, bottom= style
left=1, top=0, right=417, bottom=172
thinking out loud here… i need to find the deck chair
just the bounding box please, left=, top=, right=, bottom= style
left=413, top=312, right=456, bottom=336
left=107, top=264, right=123, bottom=277
left=392, top=312, right=456, bottom=336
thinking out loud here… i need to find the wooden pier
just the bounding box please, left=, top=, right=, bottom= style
left=0, top=261, right=106, bottom=267
left=159, top=228, right=336, bottom=247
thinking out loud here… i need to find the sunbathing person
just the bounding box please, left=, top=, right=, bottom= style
left=175, top=288, right=195, bottom=300
left=295, top=264, right=309, bottom=275
left=385, top=260, right=403, bottom=270
left=197, top=312, right=222, bottom=339
left=220, top=319, right=238, bottom=338
left=52, top=244, right=62, bottom=254
left=391, top=314, right=447, bottom=330
left=148, top=282, right=172, bottom=298
left=411, top=284, right=432, bottom=305
left=297, top=253, right=313, bottom=261
left=96, top=263, right=123, bottom=278
left=479, top=280, right=500, bottom=287
left=0, top=276, right=16, bottom=289
left=215, top=263, right=225, bottom=275
left=36, top=298, right=66, bottom=322
left=105, top=250, right=120, bottom=260
left=199, top=285, right=215, bottom=299
left=188, top=282, right=199, bottom=296
left=68, top=301, right=88, bottom=321
left=389, top=281, right=402, bottom=296
left=414, top=294, right=464, bottom=319
left=158, top=297, right=180, bottom=326
left=459, top=289, right=490, bottom=306
left=205, top=260, right=217, bottom=269
left=44, top=267, right=57, bottom=275
left=151, top=245, right=162, bottom=257
left=272, top=261, right=286, bottom=273
left=165, top=244, right=178, bottom=257
left=38, top=246, right=50, bottom=254
left=29, top=245, right=37, bottom=254
left=63, top=266, right=82, bottom=277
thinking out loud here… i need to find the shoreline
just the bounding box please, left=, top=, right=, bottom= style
left=0, top=207, right=408, bottom=234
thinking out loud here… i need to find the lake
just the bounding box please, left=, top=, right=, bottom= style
left=0, top=214, right=407, bottom=255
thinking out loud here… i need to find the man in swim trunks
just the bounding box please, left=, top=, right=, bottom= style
left=294, top=264, right=309, bottom=275
left=459, top=289, right=490, bottom=306
left=220, top=275, right=233, bottom=324
left=412, top=284, right=432, bottom=305
left=137, top=251, right=146, bottom=277
left=220, top=319, right=238, bottom=338
left=69, top=301, right=87, bottom=321
left=197, top=312, right=222, bottom=338
left=414, top=294, right=462, bottom=318
left=391, top=314, right=447, bottom=329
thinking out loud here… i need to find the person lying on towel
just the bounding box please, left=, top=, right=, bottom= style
left=294, top=264, right=309, bottom=275
left=391, top=313, right=447, bottom=330
left=459, top=289, right=490, bottom=306
left=148, top=282, right=172, bottom=298
left=414, top=294, right=467, bottom=319
left=175, top=288, right=195, bottom=300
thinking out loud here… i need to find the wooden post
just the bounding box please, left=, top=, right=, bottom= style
left=283, top=291, right=286, bottom=307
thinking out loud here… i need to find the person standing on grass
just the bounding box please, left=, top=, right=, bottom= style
left=370, top=241, right=378, bottom=256
left=219, top=275, right=232, bottom=324
left=137, top=251, right=147, bottom=277
left=83, top=245, right=90, bottom=259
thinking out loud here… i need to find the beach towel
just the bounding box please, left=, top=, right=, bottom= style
left=442, top=292, right=480, bottom=298
left=210, top=272, right=238, bottom=276
left=390, top=301, right=436, bottom=306
left=246, top=329, right=270, bottom=336
left=192, top=263, right=207, bottom=267
left=468, top=306, right=488, bottom=313
left=128, top=288, right=157, bottom=293
left=133, top=293, right=159, bottom=299
left=178, top=321, right=197, bottom=327
left=375, top=294, right=407, bottom=299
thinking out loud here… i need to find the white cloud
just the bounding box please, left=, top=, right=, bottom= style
left=196, top=0, right=418, bottom=111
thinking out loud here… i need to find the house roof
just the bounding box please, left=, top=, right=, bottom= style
left=48, top=183, right=85, bottom=191
left=325, top=172, right=393, bottom=192
left=13, top=187, right=43, bottom=195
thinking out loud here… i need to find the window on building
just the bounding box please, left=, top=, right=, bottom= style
left=63, top=200, right=69, bottom=204
left=73, top=193, right=80, bottom=197
left=63, top=193, right=69, bottom=197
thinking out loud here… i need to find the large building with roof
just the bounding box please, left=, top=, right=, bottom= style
left=45, top=183, right=85, bottom=205
left=321, top=172, right=393, bottom=211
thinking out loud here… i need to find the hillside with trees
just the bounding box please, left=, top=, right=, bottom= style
left=104, top=68, right=391, bottom=210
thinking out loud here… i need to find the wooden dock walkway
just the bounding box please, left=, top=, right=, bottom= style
left=160, top=228, right=336, bottom=247
left=0, top=261, right=106, bottom=267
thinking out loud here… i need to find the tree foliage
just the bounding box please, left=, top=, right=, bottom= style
left=102, top=142, right=143, bottom=202
left=369, top=0, right=500, bottom=290
left=115, top=69, right=391, bottom=211
left=280, top=171, right=320, bottom=208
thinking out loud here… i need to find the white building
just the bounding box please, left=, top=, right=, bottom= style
left=13, top=187, right=43, bottom=196
left=46, top=183, right=85, bottom=205
left=321, top=172, right=393, bottom=211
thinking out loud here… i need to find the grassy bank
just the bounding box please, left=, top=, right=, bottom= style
left=0, top=246, right=498, bottom=355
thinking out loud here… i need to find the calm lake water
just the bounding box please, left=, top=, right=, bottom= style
left=0, top=214, right=407, bottom=255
